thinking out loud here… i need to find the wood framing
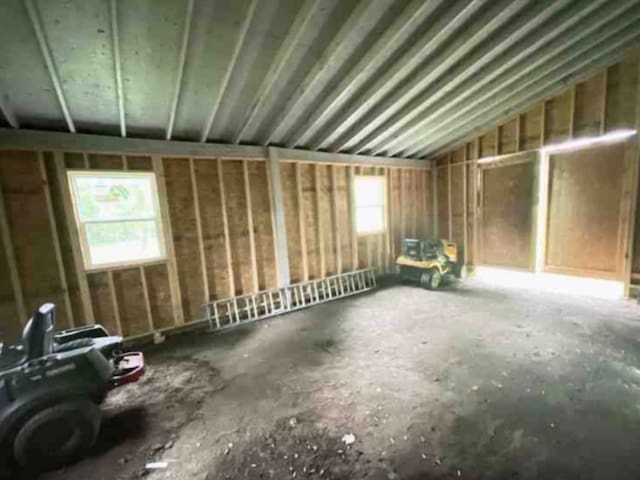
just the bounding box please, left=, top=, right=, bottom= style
left=385, top=167, right=392, bottom=270
left=216, top=158, right=236, bottom=296
left=243, top=160, right=260, bottom=292
left=462, top=146, right=468, bottom=267
left=0, top=179, right=26, bottom=323
left=151, top=156, right=185, bottom=324
left=38, top=153, right=74, bottom=327
left=53, top=151, right=94, bottom=324
left=447, top=152, right=453, bottom=240
left=295, top=162, right=309, bottom=281
left=600, top=68, right=608, bottom=134
left=266, top=148, right=288, bottom=287
left=189, top=158, right=210, bottom=302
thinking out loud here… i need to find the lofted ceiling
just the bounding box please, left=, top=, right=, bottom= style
left=0, top=0, right=639, bottom=159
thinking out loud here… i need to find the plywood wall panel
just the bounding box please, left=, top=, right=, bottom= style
left=193, top=159, right=228, bottom=299
left=520, top=105, right=542, bottom=151
left=280, top=163, right=303, bottom=282
left=0, top=234, right=21, bottom=342
left=144, top=264, right=174, bottom=330
left=499, top=118, right=518, bottom=155
left=113, top=268, right=148, bottom=336
left=222, top=160, right=253, bottom=294
left=436, top=164, right=449, bottom=237
left=544, top=90, right=572, bottom=144
left=163, top=158, right=204, bottom=321
left=574, top=73, right=605, bottom=137
left=451, top=163, right=464, bottom=246
left=605, top=57, right=639, bottom=131
left=87, top=272, right=119, bottom=334
left=0, top=151, right=71, bottom=327
left=126, top=155, right=152, bottom=171
left=481, top=161, right=535, bottom=270
left=479, top=131, right=496, bottom=158
left=318, top=165, right=336, bottom=276
left=546, top=144, right=626, bottom=278
left=300, top=164, right=321, bottom=279
left=248, top=161, right=277, bottom=290
left=89, top=154, right=124, bottom=170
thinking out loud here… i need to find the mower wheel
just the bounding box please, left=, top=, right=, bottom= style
left=13, top=399, right=101, bottom=470
left=421, top=268, right=442, bottom=290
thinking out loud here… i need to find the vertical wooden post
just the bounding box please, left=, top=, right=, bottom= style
left=447, top=153, right=453, bottom=240
left=139, top=266, right=154, bottom=332
left=495, top=126, right=501, bottom=156
left=122, top=155, right=128, bottom=170
left=266, top=148, right=289, bottom=287
left=53, top=151, right=94, bottom=324
left=216, top=158, right=235, bottom=296
left=350, top=165, right=359, bottom=270
left=38, top=153, right=74, bottom=327
left=423, top=168, right=429, bottom=238
left=0, top=179, right=26, bottom=324
left=107, top=270, right=123, bottom=335
left=189, top=158, right=210, bottom=302
left=622, top=64, right=640, bottom=297
left=315, top=164, right=326, bottom=278
left=412, top=169, right=418, bottom=237
left=331, top=165, right=342, bottom=274
left=473, top=138, right=480, bottom=266
left=515, top=114, right=522, bottom=152
left=152, top=155, right=184, bottom=324
left=82, top=152, right=90, bottom=169
left=243, top=160, right=260, bottom=292
left=295, top=162, right=309, bottom=281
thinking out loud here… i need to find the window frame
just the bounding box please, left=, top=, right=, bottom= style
left=67, top=170, right=167, bottom=271
left=354, top=175, right=387, bottom=235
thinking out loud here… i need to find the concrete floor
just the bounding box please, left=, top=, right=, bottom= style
left=42, top=277, right=640, bottom=480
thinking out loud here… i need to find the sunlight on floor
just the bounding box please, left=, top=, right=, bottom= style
left=474, top=266, right=624, bottom=299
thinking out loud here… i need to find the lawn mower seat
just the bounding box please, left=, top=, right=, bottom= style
left=22, top=303, right=56, bottom=362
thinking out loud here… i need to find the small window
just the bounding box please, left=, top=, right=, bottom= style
left=68, top=171, right=165, bottom=270
left=354, top=176, right=385, bottom=234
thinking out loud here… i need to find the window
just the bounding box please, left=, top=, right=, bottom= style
left=354, top=176, right=385, bottom=234
left=68, top=171, right=165, bottom=269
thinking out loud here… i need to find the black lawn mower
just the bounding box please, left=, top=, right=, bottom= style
left=0, top=303, right=144, bottom=473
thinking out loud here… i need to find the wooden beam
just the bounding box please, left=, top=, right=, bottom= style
left=243, top=160, right=260, bottom=292
left=107, top=270, right=123, bottom=335
left=265, top=148, right=288, bottom=287
left=0, top=178, right=26, bottom=324
left=295, top=162, right=309, bottom=281
left=217, top=158, right=236, bottom=296
left=38, top=153, right=74, bottom=328
left=82, top=152, right=90, bottom=169
left=448, top=153, right=453, bottom=240
left=315, top=164, right=326, bottom=278
left=331, top=165, right=342, bottom=274
left=53, top=151, right=94, bottom=324
left=515, top=114, right=522, bottom=152
left=121, top=155, right=128, bottom=170
left=350, top=165, right=359, bottom=270
left=412, top=169, right=418, bottom=237
left=600, top=67, right=609, bottom=135
left=495, top=126, right=501, bottom=156
left=152, top=156, right=184, bottom=324
left=273, top=147, right=430, bottom=169
left=189, top=158, right=210, bottom=302
left=422, top=168, right=429, bottom=238
left=139, top=266, right=154, bottom=332
left=473, top=138, right=480, bottom=266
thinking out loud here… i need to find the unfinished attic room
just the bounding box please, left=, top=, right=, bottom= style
left=3, top=1, right=640, bottom=479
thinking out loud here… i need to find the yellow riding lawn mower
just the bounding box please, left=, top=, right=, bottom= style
left=396, top=238, right=462, bottom=289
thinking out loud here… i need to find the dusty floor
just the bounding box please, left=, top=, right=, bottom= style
left=39, top=277, right=640, bottom=480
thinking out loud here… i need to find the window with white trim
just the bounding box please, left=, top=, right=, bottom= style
left=354, top=176, right=386, bottom=234
left=67, top=171, right=165, bottom=269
